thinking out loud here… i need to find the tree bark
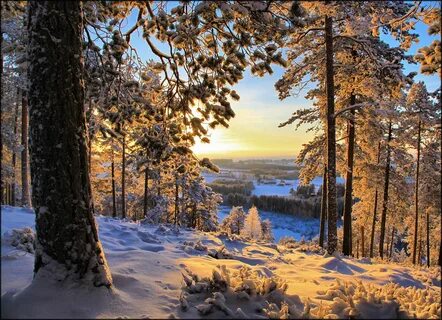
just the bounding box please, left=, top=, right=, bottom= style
left=28, top=1, right=112, bottom=286
left=389, top=227, right=395, bottom=259
left=418, top=237, right=422, bottom=265
left=325, top=14, right=337, bottom=255
left=121, top=134, right=126, bottom=219
left=157, top=172, right=161, bottom=197
left=412, top=119, right=421, bottom=264
left=361, top=225, right=365, bottom=258
left=174, top=176, right=179, bottom=225
left=343, top=95, right=356, bottom=256
left=111, top=146, right=117, bottom=218
left=369, top=141, right=381, bottom=258
left=379, top=121, right=392, bottom=259
left=438, top=238, right=442, bottom=267
left=319, top=166, right=327, bottom=247
left=143, top=165, right=149, bottom=218
left=21, top=93, right=31, bottom=207
left=0, top=27, right=3, bottom=205
left=11, top=88, right=21, bottom=206
left=426, top=210, right=430, bottom=267
left=356, top=240, right=359, bottom=259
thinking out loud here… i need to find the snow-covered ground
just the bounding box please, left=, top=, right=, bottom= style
left=1, top=206, right=440, bottom=319
left=203, top=172, right=344, bottom=197
left=218, top=206, right=322, bottom=242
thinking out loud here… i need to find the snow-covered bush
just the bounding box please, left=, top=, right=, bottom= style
left=154, top=224, right=180, bottom=236
left=220, top=206, right=246, bottom=235
left=241, top=206, right=262, bottom=240
left=208, top=245, right=232, bottom=259
left=278, top=236, right=325, bottom=255
left=142, top=195, right=169, bottom=224
left=182, top=240, right=207, bottom=252
left=4, top=227, right=35, bottom=253
left=181, top=265, right=289, bottom=318
left=181, top=265, right=441, bottom=319
left=278, top=236, right=297, bottom=248
left=313, top=279, right=441, bottom=319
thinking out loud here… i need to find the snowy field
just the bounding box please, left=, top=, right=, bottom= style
left=218, top=206, right=322, bottom=242
left=203, top=172, right=344, bottom=197
left=1, top=206, right=440, bottom=319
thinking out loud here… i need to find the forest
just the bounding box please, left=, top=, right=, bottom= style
left=1, top=1, right=441, bottom=319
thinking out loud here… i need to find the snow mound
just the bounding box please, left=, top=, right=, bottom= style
left=208, top=246, right=233, bottom=259
left=3, top=228, right=35, bottom=254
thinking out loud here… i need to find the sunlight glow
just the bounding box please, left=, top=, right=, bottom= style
left=192, top=129, right=245, bottom=155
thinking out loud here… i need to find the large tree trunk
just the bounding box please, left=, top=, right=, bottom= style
left=343, top=96, right=356, bottom=256
left=11, top=88, right=21, bottom=206
left=121, top=134, right=126, bottom=219
left=21, top=93, right=31, bottom=207
left=319, top=165, right=327, bottom=247
left=143, top=165, right=149, bottom=218
left=111, top=145, right=117, bottom=218
left=369, top=141, right=381, bottom=258
left=379, top=121, right=392, bottom=259
left=412, top=119, right=421, bottom=264
left=28, top=1, right=112, bottom=286
left=325, top=15, right=337, bottom=254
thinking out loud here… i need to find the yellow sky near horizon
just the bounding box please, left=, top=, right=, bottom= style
left=192, top=90, right=317, bottom=160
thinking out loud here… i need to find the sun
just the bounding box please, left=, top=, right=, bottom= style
left=192, top=129, right=244, bottom=156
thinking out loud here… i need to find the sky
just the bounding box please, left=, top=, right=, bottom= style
left=126, top=4, right=440, bottom=160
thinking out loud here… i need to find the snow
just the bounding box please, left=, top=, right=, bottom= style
left=202, top=172, right=344, bottom=197
left=218, top=205, right=324, bottom=242
left=1, top=206, right=440, bottom=319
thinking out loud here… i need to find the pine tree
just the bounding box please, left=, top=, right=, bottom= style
left=27, top=1, right=112, bottom=286
left=241, top=206, right=262, bottom=240
left=221, top=206, right=246, bottom=235
left=261, top=219, right=274, bottom=242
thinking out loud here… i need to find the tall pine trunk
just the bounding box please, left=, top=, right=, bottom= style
left=412, top=119, right=421, bottom=264
left=369, top=141, right=381, bottom=258
left=11, top=88, right=21, bottom=206
left=28, top=1, right=112, bottom=286
left=21, top=93, right=31, bottom=207
left=143, top=165, right=149, bottom=217
left=361, top=225, right=365, bottom=258
left=111, top=146, right=117, bottom=218
left=343, top=96, right=356, bottom=256
left=389, top=227, right=395, bottom=258
left=174, top=177, right=179, bottom=225
left=426, top=210, right=430, bottom=267
left=319, top=165, right=327, bottom=247
left=379, top=121, right=392, bottom=259
left=121, top=134, right=126, bottom=219
left=325, top=15, right=337, bottom=254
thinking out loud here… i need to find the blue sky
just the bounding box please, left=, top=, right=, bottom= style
left=123, top=3, right=440, bottom=159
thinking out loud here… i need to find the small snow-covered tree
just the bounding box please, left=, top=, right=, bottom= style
left=241, top=206, right=262, bottom=240
left=261, top=219, right=274, bottom=242
left=220, top=206, right=246, bottom=235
